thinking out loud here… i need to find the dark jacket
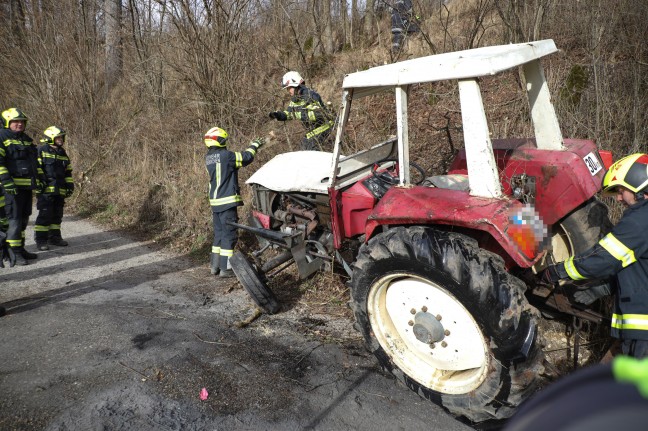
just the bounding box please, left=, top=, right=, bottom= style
left=206, top=141, right=260, bottom=212
left=0, top=128, right=41, bottom=190
left=558, top=198, right=648, bottom=340
left=38, top=144, right=74, bottom=196
left=280, top=85, right=334, bottom=139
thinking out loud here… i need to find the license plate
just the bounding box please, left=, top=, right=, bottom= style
left=583, top=152, right=603, bottom=175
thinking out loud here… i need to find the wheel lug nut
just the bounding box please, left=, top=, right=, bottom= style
left=444, top=329, right=450, bottom=336
left=408, top=320, right=414, bottom=326
left=410, top=308, right=416, bottom=315
left=436, top=314, right=442, bottom=321
left=441, top=341, right=448, bottom=348
left=421, top=306, right=428, bottom=312
left=429, top=343, right=435, bottom=349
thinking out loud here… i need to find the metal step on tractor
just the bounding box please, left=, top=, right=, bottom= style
left=229, top=40, right=614, bottom=424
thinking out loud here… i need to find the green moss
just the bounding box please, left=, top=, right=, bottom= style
left=560, top=64, right=589, bottom=107
left=304, top=36, right=313, bottom=51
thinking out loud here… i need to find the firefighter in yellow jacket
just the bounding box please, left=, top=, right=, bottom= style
left=205, top=127, right=263, bottom=277
left=34, top=126, right=74, bottom=250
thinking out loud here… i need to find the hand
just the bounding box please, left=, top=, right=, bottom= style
left=269, top=111, right=287, bottom=121
left=573, top=283, right=611, bottom=305
left=3, top=183, right=16, bottom=195
left=251, top=138, right=265, bottom=148
left=539, top=264, right=563, bottom=285
left=1, top=237, right=15, bottom=268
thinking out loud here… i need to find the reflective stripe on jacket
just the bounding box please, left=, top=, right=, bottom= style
left=38, top=144, right=74, bottom=195
left=206, top=141, right=259, bottom=212
left=281, top=85, right=334, bottom=139
left=562, top=199, right=648, bottom=340
left=0, top=128, right=40, bottom=190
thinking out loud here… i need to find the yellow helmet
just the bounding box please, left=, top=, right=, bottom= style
left=602, top=153, right=648, bottom=196
left=204, top=126, right=228, bottom=147
left=42, top=126, right=66, bottom=144
left=1, top=108, right=28, bottom=128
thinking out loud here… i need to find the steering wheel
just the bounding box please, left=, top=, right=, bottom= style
left=371, top=158, right=427, bottom=185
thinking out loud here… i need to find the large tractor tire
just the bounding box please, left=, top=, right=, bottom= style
left=548, top=197, right=612, bottom=265
left=350, top=226, right=544, bottom=423
left=538, top=197, right=613, bottom=366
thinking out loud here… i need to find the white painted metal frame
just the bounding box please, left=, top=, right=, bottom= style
left=328, top=40, right=562, bottom=197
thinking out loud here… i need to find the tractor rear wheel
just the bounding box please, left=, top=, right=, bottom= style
left=536, top=197, right=614, bottom=366
left=544, top=197, right=612, bottom=267
left=350, top=226, right=544, bottom=423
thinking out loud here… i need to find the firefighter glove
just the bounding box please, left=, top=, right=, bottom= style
left=269, top=111, right=287, bottom=121
left=1, top=234, right=15, bottom=268
left=251, top=138, right=265, bottom=149
left=3, top=182, right=16, bottom=195
left=36, top=179, right=46, bottom=194
left=574, top=282, right=611, bottom=305
left=540, top=263, right=568, bottom=285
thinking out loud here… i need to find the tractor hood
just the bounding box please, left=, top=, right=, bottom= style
left=246, top=151, right=334, bottom=194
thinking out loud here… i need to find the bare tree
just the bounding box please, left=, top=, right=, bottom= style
left=364, top=0, right=376, bottom=43
left=105, top=0, right=123, bottom=91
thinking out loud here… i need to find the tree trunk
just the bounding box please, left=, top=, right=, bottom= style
left=105, top=0, right=123, bottom=91
left=364, top=0, right=375, bottom=44
left=323, top=0, right=334, bottom=54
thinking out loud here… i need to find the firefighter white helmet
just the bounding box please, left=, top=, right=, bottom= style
left=282, top=71, right=304, bottom=89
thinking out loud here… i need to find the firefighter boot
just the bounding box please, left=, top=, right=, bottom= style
left=210, top=253, right=220, bottom=275
left=21, top=248, right=38, bottom=260
left=219, top=269, right=235, bottom=278
left=219, top=255, right=235, bottom=278
left=49, top=237, right=68, bottom=247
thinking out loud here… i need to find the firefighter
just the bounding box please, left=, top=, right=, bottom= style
left=34, top=126, right=74, bottom=250
left=390, top=0, right=419, bottom=54
left=541, top=153, right=648, bottom=358
left=0, top=108, right=42, bottom=266
left=503, top=355, right=648, bottom=430
left=268, top=71, right=334, bottom=151
left=204, top=127, right=264, bottom=277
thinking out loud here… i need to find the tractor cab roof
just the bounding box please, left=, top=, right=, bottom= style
left=341, top=40, right=558, bottom=98
left=329, top=39, right=563, bottom=198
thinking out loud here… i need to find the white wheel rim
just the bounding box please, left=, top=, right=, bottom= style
left=368, top=273, right=489, bottom=394
left=551, top=223, right=573, bottom=262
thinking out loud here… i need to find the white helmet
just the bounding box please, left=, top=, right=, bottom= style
left=282, top=71, right=304, bottom=89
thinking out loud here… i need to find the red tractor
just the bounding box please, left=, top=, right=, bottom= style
left=230, top=40, right=613, bottom=423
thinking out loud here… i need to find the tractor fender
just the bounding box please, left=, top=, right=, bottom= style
left=364, top=187, right=543, bottom=268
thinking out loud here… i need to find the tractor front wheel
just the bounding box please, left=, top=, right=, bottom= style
left=350, top=226, right=544, bottom=423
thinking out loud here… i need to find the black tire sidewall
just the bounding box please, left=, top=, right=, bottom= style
left=351, top=226, right=542, bottom=422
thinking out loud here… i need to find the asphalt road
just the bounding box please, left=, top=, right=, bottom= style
left=0, top=214, right=472, bottom=431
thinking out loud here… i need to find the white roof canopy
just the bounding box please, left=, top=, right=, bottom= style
left=342, top=40, right=558, bottom=99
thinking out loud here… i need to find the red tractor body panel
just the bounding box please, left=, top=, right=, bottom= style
left=329, top=138, right=606, bottom=267
left=449, top=138, right=605, bottom=225
left=364, top=187, right=536, bottom=267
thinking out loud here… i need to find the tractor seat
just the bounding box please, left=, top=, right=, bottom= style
left=422, top=174, right=469, bottom=191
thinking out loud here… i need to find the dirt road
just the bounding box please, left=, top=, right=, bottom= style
left=0, top=214, right=471, bottom=430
